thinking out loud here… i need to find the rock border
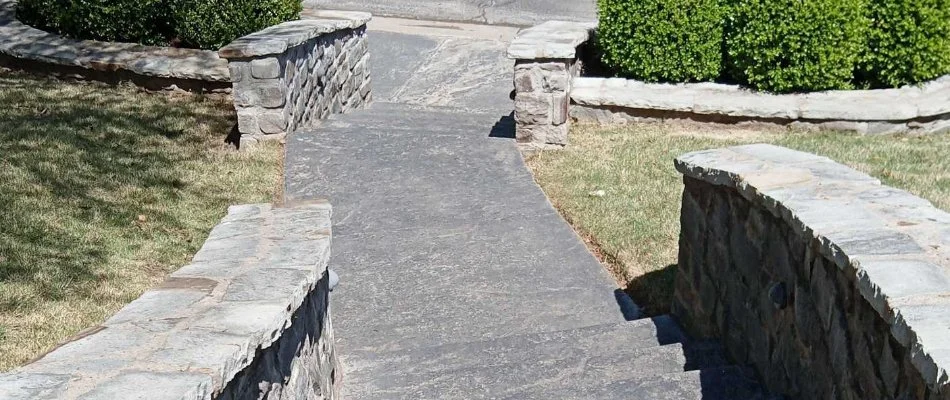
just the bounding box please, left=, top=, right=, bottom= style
left=0, top=202, right=339, bottom=399
left=0, top=0, right=230, bottom=92
left=507, top=21, right=950, bottom=147
left=674, top=144, right=950, bottom=398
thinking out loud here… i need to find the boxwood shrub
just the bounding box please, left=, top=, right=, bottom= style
left=16, top=0, right=172, bottom=46
left=723, top=0, right=869, bottom=92
left=170, top=0, right=302, bottom=50
left=15, top=0, right=301, bottom=50
left=860, top=0, right=950, bottom=88
left=597, top=0, right=950, bottom=92
left=597, top=0, right=724, bottom=83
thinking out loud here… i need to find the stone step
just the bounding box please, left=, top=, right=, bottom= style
left=343, top=317, right=728, bottom=399
left=500, top=366, right=782, bottom=400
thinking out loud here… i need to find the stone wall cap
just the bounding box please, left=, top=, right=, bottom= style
left=0, top=202, right=333, bottom=399
left=0, top=0, right=229, bottom=82
left=675, top=144, right=950, bottom=390
left=219, top=15, right=370, bottom=58
left=301, top=9, right=372, bottom=26
left=507, top=20, right=594, bottom=60
left=573, top=76, right=950, bottom=121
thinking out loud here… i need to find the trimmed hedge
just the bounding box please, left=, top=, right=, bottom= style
left=171, top=0, right=302, bottom=50
left=861, top=0, right=950, bottom=88
left=597, top=0, right=723, bottom=83
left=596, top=0, right=950, bottom=92
left=16, top=0, right=171, bottom=46
left=15, top=0, right=302, bottom=50
left=724, top=0, right=869, bottom=92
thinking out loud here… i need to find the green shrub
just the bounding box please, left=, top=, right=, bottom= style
left=597, top=0, right=724, bottom=82
left=723, top=0, right=869, bottom=93
left=861, top=0, right=950, bottom=88
left=170, top=0, right=302, bottom=50
left=15, top=0, right=302, bottom=50
left=17, top=0, right=172, bottom=46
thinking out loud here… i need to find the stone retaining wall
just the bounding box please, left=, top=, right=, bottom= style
left=572, top=77, right=950, bottom=135
left=220, top=12, right=372, bottom=146
left=507, top=21, right=950, bottom=147
left=672, top=144, right=950, bottom=400
left=0, top=202, right=339, bottom=400
left=0, top=0, right=230, bottom=92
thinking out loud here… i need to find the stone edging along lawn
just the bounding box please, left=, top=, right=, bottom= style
left=0, top=0, right=231, bottom=91
left=507, top=21, right=950, bottom=149
left=0, top=203, right=340, bottom=399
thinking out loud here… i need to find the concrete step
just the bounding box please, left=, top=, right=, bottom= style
left=343, top=317, right=733, bottom=399
left=346, top=344, right=727, bottom=399
left=344, top=316, right=685, bottom=375
left=502, top=366, right=782, bottom=400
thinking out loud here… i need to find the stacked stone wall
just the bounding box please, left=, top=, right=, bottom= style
left=673, top=145, right=950, bottom=400
left=0, top=202, right=339, bottom=400
left=221, top=14, right=372, bottom=146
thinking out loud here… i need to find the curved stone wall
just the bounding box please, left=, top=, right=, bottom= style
left=0, top=0, right=230, bottom=92
left=0, top=202, right=339, bottom=400
left=672, top=144, right=950, bottom=399
left=571, top=76, right=950, bottom=135
left=507, top=21, right=950, bottom=147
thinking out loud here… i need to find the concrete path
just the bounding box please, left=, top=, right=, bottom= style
left=304, top=0, right=596, bottom=26
left=285, top=21, right=636, bottom=389
left=286, top=21, right=636, bottom=343
left=283, top=22, right=777, bottom=400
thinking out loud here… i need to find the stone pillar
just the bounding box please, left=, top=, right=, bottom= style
left=513, top=59, right=577, bottom=148
left=506, top=21, right=594, bottom=149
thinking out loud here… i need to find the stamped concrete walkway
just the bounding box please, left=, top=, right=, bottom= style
left=284, top=22, right=777, bottom=399
left=286, top=20, right=638, bottom=354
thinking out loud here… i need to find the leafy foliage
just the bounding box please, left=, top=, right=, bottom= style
left=723, top=0, right=869, bottom=92
left=597, top=0, right=724, bottom=82
left=17, top=0, right=172, bottom=46
left=16, top=0, right=301, bottom=50
left=170, top=0, right=302, bottom=50
left=860, top=0, right=950, bottom=88
left=596, top=0, right=950, bottom=92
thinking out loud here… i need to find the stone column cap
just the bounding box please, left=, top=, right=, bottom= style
left=506, top=20, right=595, bottom=60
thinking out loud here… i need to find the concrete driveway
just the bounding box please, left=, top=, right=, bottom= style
left=303, top=0, right=597, bottom=26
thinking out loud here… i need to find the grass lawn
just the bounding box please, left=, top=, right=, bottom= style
left=526, top=123, right=950, bottom=316
left=0, top=70, right=282, bottom=371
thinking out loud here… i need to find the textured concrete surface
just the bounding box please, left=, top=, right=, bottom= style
left=368, top=31, right=513, bottom=114
left=283, top=28, right=778, bottom=399
left=303, top=0, right=596, bottom=26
